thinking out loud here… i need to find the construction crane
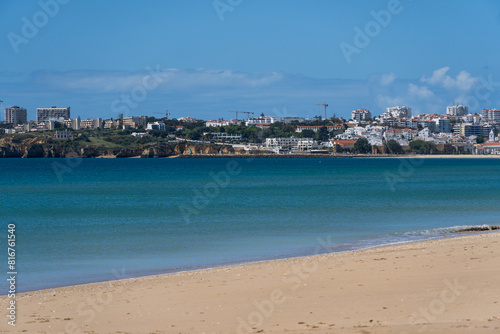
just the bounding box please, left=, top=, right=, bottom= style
left=152, top=110, right=170, bottom=119
left=240, top=111, right=254, bottom=119
left=228, top=110, right=240, bottom=120
left=316, top=104, right=328, bottom=121
left=0, top=100, right=3, bottom=122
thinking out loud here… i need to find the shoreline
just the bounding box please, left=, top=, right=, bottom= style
left=2, top=153, right=500, bottom=159
left=176, top=153, right=500, bottom=159
left=7, top=226, right=499, bottom=295
left=3, top=231, right=500, bottom=333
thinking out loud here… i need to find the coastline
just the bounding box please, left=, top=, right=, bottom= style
left=176, top=153, right=500, bottom=159
left=7, top=153, right=499, bottom=159
left=3, top=231, right=499, bottom=333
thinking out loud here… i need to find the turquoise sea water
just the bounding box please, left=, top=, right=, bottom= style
left=0, top=158, right=499, bottom=293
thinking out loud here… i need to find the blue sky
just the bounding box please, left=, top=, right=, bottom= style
left=2, top=0, right=500, bottom=121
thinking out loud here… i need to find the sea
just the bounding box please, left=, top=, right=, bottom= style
left=0, top=157, right=499, bottom=293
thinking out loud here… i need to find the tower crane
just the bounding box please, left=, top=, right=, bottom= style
left=151, top=110, right=170, bottom=119
left=228, top=110, right=240, bottom=119
left=241, top=111, right=254, bottom=119
left=315, top=104, right=328, bottom=121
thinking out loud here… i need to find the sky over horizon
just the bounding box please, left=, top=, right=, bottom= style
left=2, top=0, right=500, bottom=121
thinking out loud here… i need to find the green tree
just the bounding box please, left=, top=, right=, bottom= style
left=300, top=129, right=316, bottom=140
left=317, top=127, right=330, bottom=142
left=353, top=138, right=371, bottom=154
left=386, top=139, right=404, bottom=154
left=409, top=140, right=436, bottom=154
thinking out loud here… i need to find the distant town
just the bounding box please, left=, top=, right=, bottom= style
left=1, top=104, right=500, bottom=157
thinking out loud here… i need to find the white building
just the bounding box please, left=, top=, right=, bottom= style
left=205, top=120, right=232, bottom=127
left=206, top=133, right=243, bottom=140
left=131, top=132, right=151, bottom=138
left=482, top=109, right=500, bottom=122
left=53, top=130, right=74, bottom=140
left=123, top=116, right=147, bottom=128
left=351, top=109, right=371, bottom=122
left=80, top=118, right=103, bottom=130
left=36, top=106, right=70, bottom=123
left=281, top=117, right=307, bottom=124
left=147, top=122, right=166, bottom=131
left=435, top=119, right=452, bottom=133
left=5, top=106, right=27, bottom=124
left=488, top=129, right=496, bottom=142
left=246, top=116, right=279, bottom=126
left=380, top=106, right=412, bottom=120
left=296, top=125, right=340, bottom=133
left=265, top=137, right=300, bottom=150
left=297, top=138, right=318, bottom=151
left=446, top=105, right=468, bottom=116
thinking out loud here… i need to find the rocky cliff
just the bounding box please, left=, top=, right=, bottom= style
left=0, top=137, right=234, bottom=158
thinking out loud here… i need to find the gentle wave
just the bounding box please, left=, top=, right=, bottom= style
left=325, top=225, right=499, bottom=253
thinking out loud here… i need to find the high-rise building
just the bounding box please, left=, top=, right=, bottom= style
left=446, top=105, right=468, bottom=116
left=5, top=106, right=27, bottom=124
left=380, top=106, right=412, bottom=120
left=351, top=109, right=372, bottom=122
left=482, top=109, right=500, bottom=122
left=36, top=106, right=71, bottom=123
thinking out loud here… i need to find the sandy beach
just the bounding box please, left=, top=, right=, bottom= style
left=2, top=232, right=499, bottom=334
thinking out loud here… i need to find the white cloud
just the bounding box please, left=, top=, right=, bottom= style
left=31, top=68, right=284, bottom=93
left=408, top=83, right=434, bottom=99
left=421, top=67, right=478, bottom=91
left=375, top=94, right=405, bottom=109
left=380, top=72, right=397, bottom=86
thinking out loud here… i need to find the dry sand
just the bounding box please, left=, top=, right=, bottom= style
left=1, top=232, right=499, bottom=334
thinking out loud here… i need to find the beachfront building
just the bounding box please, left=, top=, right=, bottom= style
left=265, top=137, right=300, bottom=150
left=476, top=142, right=500, bottom=154
left=331, top=140, right=356, bottom=152
left=447, top=105, right=468, bottom=116
left=296, top=138, right=318, bottom=151
left=36, top=106, right=70, bottom=123
left=351, top=109, right=372, bottom=122
left=5, top=106, right=27, bottom=125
